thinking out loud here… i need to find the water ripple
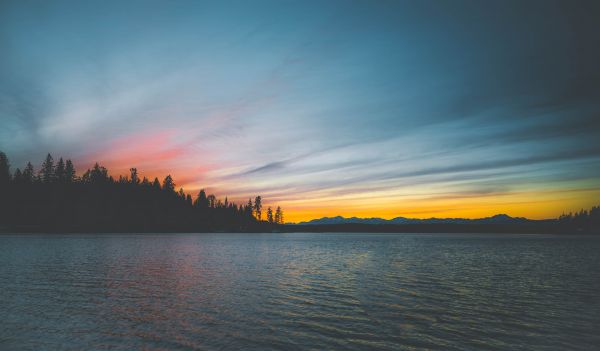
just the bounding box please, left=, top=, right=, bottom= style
left=1, top=233, right=599, bottom=350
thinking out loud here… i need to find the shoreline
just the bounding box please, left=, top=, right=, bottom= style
left=1, top=223, right=595, bottom=235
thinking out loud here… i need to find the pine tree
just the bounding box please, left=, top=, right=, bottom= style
left=275, top=206, right=283, bottom=224
left=130, top=168, right=140, bottom=185
left=152, top=177, right=161, bottom=190
left=195, top=189, right=208, bottom=208
left=40, top=153, right=55, bottom=183
left=65, top=160, right=76, bottom=182
left=55, top=158, right=65, bottom=182
left=23, top=162, right=35, bottom=183
left=162, top=175, right=175, bottom=192
left=13, top=168, right=22, bottom=183
left=0, top=150, right=285, bottom=232
left=0, top=151, right=10, bottom=185
left=254, top=196, right=262, bottom=220
left=246, top=198, right=253, bottom=217
left=90, top=163, right=108, bottom=183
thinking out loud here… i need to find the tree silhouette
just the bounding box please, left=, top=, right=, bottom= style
left=195, top=189, right=208, bottom=208
left=245, top=198, right=253, bottom=218
left=65, top=160, right=76, bottom=182
left=275, top=206, right=283, bottom=224
left=130, top=168, right=140, bottom=185
left=152, top=177, right=161, bottom=190
left=0, top=149, right=597, bottom=234
left=162, top=175, right=175, bottom=192
left=558, top=206, right=600, bottom=233
left=55, top=158, right=65, bottom=182
left=40, top=153, right=55, bottom=183
left=0, top=151, right=9, bottom=185
left=254, top=196, right=262, bottom=220
left=83, top=163, right=109, bottom=183
left=13, top=168, right=23, bottom=183
left=23, top=162, right=35, bottom=183
left=0, top=150, right=284, bottom=232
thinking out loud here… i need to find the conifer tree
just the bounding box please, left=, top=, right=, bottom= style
left=23, top=162, right=35, bottom=183
left=246, top=198, right=253, bottom=217
left=152, top=177, right=161, bottom=190
left=254, top=196, right=262, bottom=220
left=275, top=206, right=283, bottom=224
left=195, top=189, right=208, bottom=208
left=55, top=158, right=65, bottom=182
left=0, top=151, right=284, bottom=231
left=65, top=160, right=76, bottom=182
left=0, top=151, right=10, bottom=185
left=13, top=168, right=22, bottom=183
left=40, top=153, right=55, bottom=183
left=130, top=168, right=140, bottom=185
left=162, top=175, right=175, bottom=192
left=89, top=163, right=108, bottom=183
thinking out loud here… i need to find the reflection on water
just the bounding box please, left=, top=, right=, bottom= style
left=1, top=233, right=599, bottom=350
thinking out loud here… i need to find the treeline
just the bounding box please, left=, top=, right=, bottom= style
left=0, top=151, right=284, bottom=232
left=557, top=206, right=600, bottom=234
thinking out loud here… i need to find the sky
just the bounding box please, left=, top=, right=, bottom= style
left=1, top=0, right=599, bottom=222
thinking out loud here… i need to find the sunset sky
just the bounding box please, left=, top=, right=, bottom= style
left=1, top=0, right=599, bottom=222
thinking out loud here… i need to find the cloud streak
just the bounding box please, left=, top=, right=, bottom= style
left=1, top=0, right=599, bottom=221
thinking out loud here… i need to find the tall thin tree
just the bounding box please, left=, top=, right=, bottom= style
left=254, top=196, right=262, bottom=220
left=23, top=162, right=35, bottom=183
left=0, top=151, right=10, bottom=185
left=65, top=160, right=76, bottom=182
left=275, top=206, right=283, bottom=224
left=130, top=168, right=140, bottom=185
left=40, top=153, right=55, bottom=183
left=55, top=158, right=65, bottom=182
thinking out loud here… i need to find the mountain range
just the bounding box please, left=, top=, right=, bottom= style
left=294, top=214, right=547, bottom=225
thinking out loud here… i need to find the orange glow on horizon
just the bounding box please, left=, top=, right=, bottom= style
left=70, top=137, right=600, bottom=224
left=71, top=158, right=600, bottom=223
left=278, top=187, right=600, bottom=223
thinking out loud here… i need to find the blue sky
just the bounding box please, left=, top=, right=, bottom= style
left=1, top=0, right=599, bottom=221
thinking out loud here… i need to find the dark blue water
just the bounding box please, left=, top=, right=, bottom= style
left=1, top=233, right=599, bottom=350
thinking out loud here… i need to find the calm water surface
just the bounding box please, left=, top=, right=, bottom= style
left=1, top=233, right=599, bottom=350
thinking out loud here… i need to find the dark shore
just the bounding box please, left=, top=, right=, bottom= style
left=2, top=221, right=596, bottom=235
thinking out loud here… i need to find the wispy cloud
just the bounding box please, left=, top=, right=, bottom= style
left=1, top=0, right=599, bottom=221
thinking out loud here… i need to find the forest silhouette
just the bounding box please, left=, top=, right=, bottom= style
left=0, top=150, right=598, bottom=233
left=0, top=151, right=283, bottom=232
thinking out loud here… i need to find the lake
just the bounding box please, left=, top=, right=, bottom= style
left=1, top=233, right=599, bottom=350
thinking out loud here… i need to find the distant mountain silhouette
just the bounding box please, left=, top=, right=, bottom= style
left=296, top=214, right=539, bottom=225
left=289, top=210, right=599, bottom=234
left=1, top=150, right=598, bottom=234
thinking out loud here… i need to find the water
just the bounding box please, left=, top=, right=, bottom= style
left=1, top=233, right=599, bottom=350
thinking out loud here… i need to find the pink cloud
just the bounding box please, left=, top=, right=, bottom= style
left=74, top=129, right=217, bottom=189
